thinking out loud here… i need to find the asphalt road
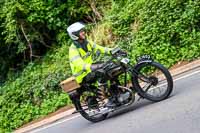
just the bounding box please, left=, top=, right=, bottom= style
left=31, top=68, right=200, bottom=133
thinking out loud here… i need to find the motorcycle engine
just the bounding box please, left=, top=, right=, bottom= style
left=105, top=62, right=124, bottom=78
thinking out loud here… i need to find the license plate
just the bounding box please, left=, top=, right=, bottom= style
left=121, top=58, right=130, bottom=64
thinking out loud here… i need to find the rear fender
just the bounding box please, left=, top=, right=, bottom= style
left=68, top=90, right=79, bottom=103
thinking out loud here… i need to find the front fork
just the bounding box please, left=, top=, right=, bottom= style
left=127, top=64, right=152, bottom=101
left=127, top=62, right=152, bottom=83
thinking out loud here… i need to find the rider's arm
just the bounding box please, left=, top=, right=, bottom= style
left=69, top=46, right=91, bottom=76
left=89, top=40, right=112, bottom=55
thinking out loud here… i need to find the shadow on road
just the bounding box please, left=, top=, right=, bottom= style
left=106, top=93, right=177, bottom=120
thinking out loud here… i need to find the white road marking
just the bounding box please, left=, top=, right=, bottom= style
left=173, top=69, right=200, bottom=82
left=30, top=69, right=200, bottom=133
left=30, top=115, right=81, bottom=133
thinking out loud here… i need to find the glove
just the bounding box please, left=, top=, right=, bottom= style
left=119, top=50, right=127, bottom=56
left=90, top=64, right=103, bottom=71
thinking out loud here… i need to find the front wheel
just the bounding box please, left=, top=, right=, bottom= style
left=132, top=62, right=173, bottom=102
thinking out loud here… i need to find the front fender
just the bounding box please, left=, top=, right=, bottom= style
left=136, top=54, right=153, bottom=65
left=131, top=60, right=153, bottom=98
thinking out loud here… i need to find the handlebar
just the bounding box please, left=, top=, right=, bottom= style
left=110, top=47, right=127, bottom=57
left=100, top=47, right=128, bottom=68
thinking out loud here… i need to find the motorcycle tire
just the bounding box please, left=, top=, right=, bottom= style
left=132, top=61, right=173, bottom=102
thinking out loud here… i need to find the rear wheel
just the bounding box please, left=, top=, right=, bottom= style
left=132, top=62, right=173, bottom=102
left=74, top=88, right=108, bottom=122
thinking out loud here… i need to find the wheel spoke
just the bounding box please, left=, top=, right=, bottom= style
left=144, top=83, right=153, bottom=93
left=78, top=90, right=109, bottom=120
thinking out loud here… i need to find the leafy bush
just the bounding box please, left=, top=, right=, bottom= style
left=132, top=0, right=200, bottom=67
left=106, top=0, right=200, bottom=67
left=0, top=41, right=72, bottom=132
left=0, top=0, right=103, bottom=83
left=105, top=0, right=145, bottom=36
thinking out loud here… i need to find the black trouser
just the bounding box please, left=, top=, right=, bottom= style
left=82, top=71, right=97, bottom=83
left=82, top=63, right=105, bottom=84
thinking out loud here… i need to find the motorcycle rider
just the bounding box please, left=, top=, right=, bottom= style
left=67, top=22, right=116, bottom=107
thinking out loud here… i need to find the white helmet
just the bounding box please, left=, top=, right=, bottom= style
left=67, top=22, right=85, bottom=40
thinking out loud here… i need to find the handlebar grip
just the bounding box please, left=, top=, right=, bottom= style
left=110, top=47, right=121, bottom=55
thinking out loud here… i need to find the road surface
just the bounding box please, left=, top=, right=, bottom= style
left=30, top=68, right=200, bottom=133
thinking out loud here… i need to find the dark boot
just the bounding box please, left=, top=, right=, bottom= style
left=105, top=97, right=117, bottom=108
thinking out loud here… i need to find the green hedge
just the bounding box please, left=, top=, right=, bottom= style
left=0, top=41, right=72, bottom=132
left=105, top=0, right=200, bottom=66
left=0, top=0, right=101, bottom=83
left=132, top=0, right=200, bottom=66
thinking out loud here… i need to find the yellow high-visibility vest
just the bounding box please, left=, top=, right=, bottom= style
left=69, top=40, right=111, bottom=83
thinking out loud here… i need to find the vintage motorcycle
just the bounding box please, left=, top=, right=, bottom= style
left=66, top=47, right=173, bottom=122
